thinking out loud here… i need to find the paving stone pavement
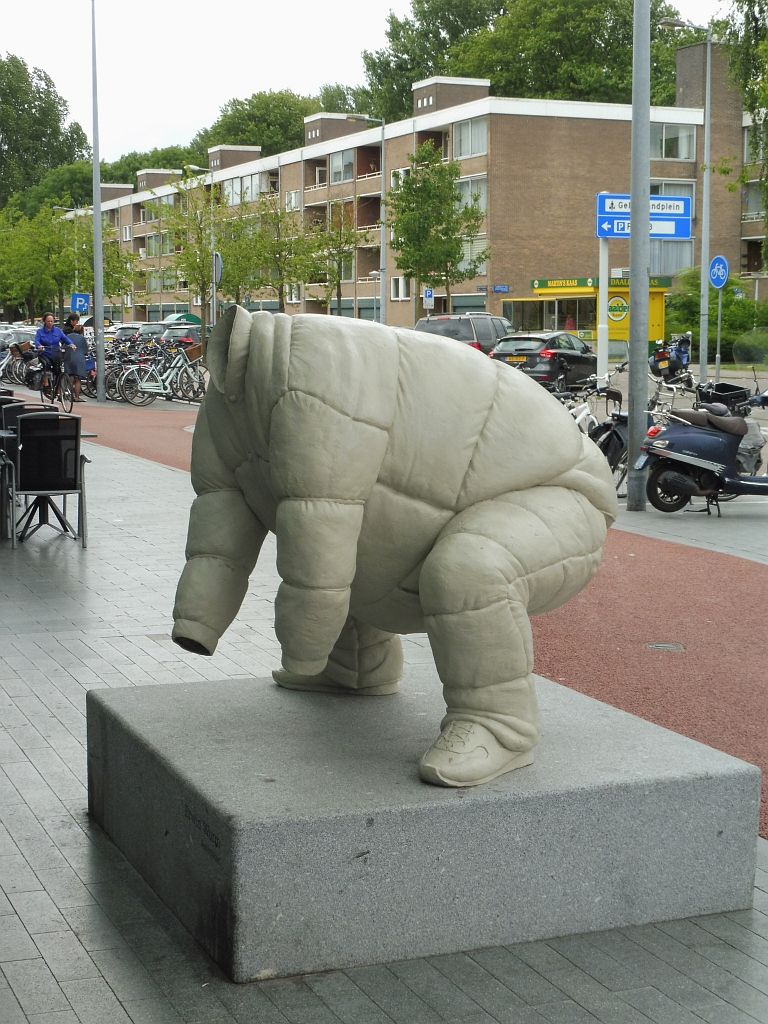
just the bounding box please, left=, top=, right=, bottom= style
left=0, top=442, right=766, bottom=1024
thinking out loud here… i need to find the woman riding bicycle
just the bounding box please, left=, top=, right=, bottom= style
left=34, top=312, right=74, bottom=386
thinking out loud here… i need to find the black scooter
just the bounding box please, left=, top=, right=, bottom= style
left=636, top=396, right=768, bottom=515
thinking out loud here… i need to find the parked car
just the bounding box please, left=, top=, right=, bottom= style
left=160, top=325, right=201, bottom=347
left=490, top=331, right=596, bottom=388
left=414, top=313, right=514, bottom=354
left=135, top=322, right=167, bottom=345
left=111, top=323, right=145, bottom=346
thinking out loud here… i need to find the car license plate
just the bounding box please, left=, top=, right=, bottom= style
left=634, top=454, right=649, bottom=470
left=506, top=355, right=526, bottom=363
left=657, top=359, right=669, bottom=369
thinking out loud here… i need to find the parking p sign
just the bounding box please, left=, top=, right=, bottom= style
left=71, top=292, right=90, bottom=314
left=423, top=287, right=434, bottom=310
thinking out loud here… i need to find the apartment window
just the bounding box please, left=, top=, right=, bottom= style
left=124, top=294, right=132, bottom=307
left=453, top=118, right=487, bottom=159
left=287, top=283, right=301, bottom=303
left=651, top=180, right=695, bottom=218
left=223, top=178, right=242, bottom=206
left=391, top=276, right=411, bottom=300
left=650, top=123, right=695, bottom=160
left=391, top=167, right=411, bottom=188
left=744, top=128, right=765, bottom=165
left=457, top=176, right=487, bottom=212
left=459, top=236, right=488, bottom=275
left=649, top=239, right=694, bottom=276
left=146, top=234, right=159, bottom=257
left=330, top=149, right=354, bottom=183
left=163, top=270, right=177, bottom=290
left=340, top=253, right=354, bottom=282
left=743, top=181, right=765, bottom=220
left=122, top=225, right=132, bottom=242
left=285, top=190, right=301, bottom=212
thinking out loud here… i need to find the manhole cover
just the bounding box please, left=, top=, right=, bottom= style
left=645, top=642, right=686, bottom=652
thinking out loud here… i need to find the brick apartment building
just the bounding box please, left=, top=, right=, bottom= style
left=97, top=41, right=765, bottom=333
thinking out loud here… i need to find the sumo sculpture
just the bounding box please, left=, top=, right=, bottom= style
left=172, top=307, right=617, bottom=787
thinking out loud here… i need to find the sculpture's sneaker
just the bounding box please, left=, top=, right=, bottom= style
left=272, top=669, right=398, bottom=696
left=419, top=720, right=533, bottom=787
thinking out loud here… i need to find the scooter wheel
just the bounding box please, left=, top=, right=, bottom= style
left=646, top=463, right=691, bottom=513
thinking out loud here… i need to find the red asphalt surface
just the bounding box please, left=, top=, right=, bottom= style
left=68, top=397, right=768, bottom=837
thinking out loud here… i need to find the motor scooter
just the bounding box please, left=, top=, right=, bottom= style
left=636, top=399, right=768, bottom=515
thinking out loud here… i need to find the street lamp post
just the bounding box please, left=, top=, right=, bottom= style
left=370, top=269, right=380, bottom=323
left=91, top=0, right=106, bottom=402
left=367, top=117, right=387, bottom=324
left=626, top=0, right=651, bottom=511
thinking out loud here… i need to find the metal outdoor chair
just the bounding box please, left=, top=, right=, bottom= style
left=6, top=412, right=90, bottom=547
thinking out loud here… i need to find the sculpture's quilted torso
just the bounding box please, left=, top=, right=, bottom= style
left=193, top=309, right=616, bottom=637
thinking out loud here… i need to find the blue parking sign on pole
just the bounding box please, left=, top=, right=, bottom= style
left=708, top=255, right=729, bottom=290
left=71, top=292, right=90, bottom=313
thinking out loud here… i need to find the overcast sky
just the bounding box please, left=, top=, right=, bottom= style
left=4, top=0, right=730, bottom=163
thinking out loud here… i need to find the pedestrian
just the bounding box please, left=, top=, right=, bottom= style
left=34, top=312, right=69, bottom=387
left=64, top=312, right=81, bottom=333
left=64, top=323, right=88, bottom=402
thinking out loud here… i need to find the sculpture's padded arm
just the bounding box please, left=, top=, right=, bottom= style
left=172, top=490, right=267, bottom=655
left=172, top=405, right=267, bottom=656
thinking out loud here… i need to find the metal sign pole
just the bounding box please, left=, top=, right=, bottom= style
left=715, top=288, right=723, bottom=382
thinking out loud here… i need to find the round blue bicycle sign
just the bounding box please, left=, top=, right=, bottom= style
left=709, top=255, right=729, bottom=290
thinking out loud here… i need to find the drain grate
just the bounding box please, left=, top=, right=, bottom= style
left=646, top=642, right=686, bottom=652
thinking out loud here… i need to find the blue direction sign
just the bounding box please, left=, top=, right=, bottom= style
left=595, top=193, right=692, bottom=239
left=70, top=292, right=90, bottom=314
left=709, top=255, right=729, bottom=289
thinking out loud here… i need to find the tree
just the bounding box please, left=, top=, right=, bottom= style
left=363, top=0, right=503, bottom=122
left=160, top=176, right=227, bottom=344
left=7, top=161, right=93, bottom=219
left=101, top=145, right=203, bottom=186
left=191, top=91, right=319, bottom=159
left=248, top=193, right=318, bottom=313
left=727, top=1, right=768, bottom=266
left=447, top=0, right=693, bottom=105
left=309, top=200, right=366, bottom=314
left=318, top=83, right=372, bottom=114
left=0, top=55, right=89, bottom=207
left=386, top=141, right=488, bottom=310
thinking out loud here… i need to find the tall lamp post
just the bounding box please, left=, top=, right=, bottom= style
left=661, top=18, right=712, bottom=380
left=626, top=0, right=651, bottom=511
left=91, top=0, right=105, bottom=402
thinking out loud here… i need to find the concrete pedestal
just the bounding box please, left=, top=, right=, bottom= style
left=86, top=670, right=760, bottom=982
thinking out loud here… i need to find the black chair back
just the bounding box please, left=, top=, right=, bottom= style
left=16, top=413, right=82, bottom=493
left=0, top=389, right=14, bottom=398
left=0, top=394, right=18, bottom=408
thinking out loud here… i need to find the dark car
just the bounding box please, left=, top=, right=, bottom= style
left=160, top=325, right=201, bottom=347
left=490, top=331, right=596, bottom=388
left=414, top=313, right=514, bottom=355
left=111, top=323, right=145, bottom=346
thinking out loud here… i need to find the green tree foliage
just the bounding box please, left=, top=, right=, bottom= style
left=0, top=54, right=90, bottom=207
left=192, top=91, right=320, bottom=159
left=727, top=0, right=768, bottom=264
left=318, top=83, right=372, bottom=113
left=386, top=141, right=488, bottom=309
left=247, top=193, right=318, bottom=312
left=665, top=266, right=763, bottom=359
left=101, top=146, right=204, bottom=186
left=448, top=0, right=691, bottom=104
left=363, top=0, right=504, bottom=121
left=8, top=161, right=94, bottom=219
left=160, top=176, right=228, bottom=342
left=309, top=201, right=366, bottom=313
